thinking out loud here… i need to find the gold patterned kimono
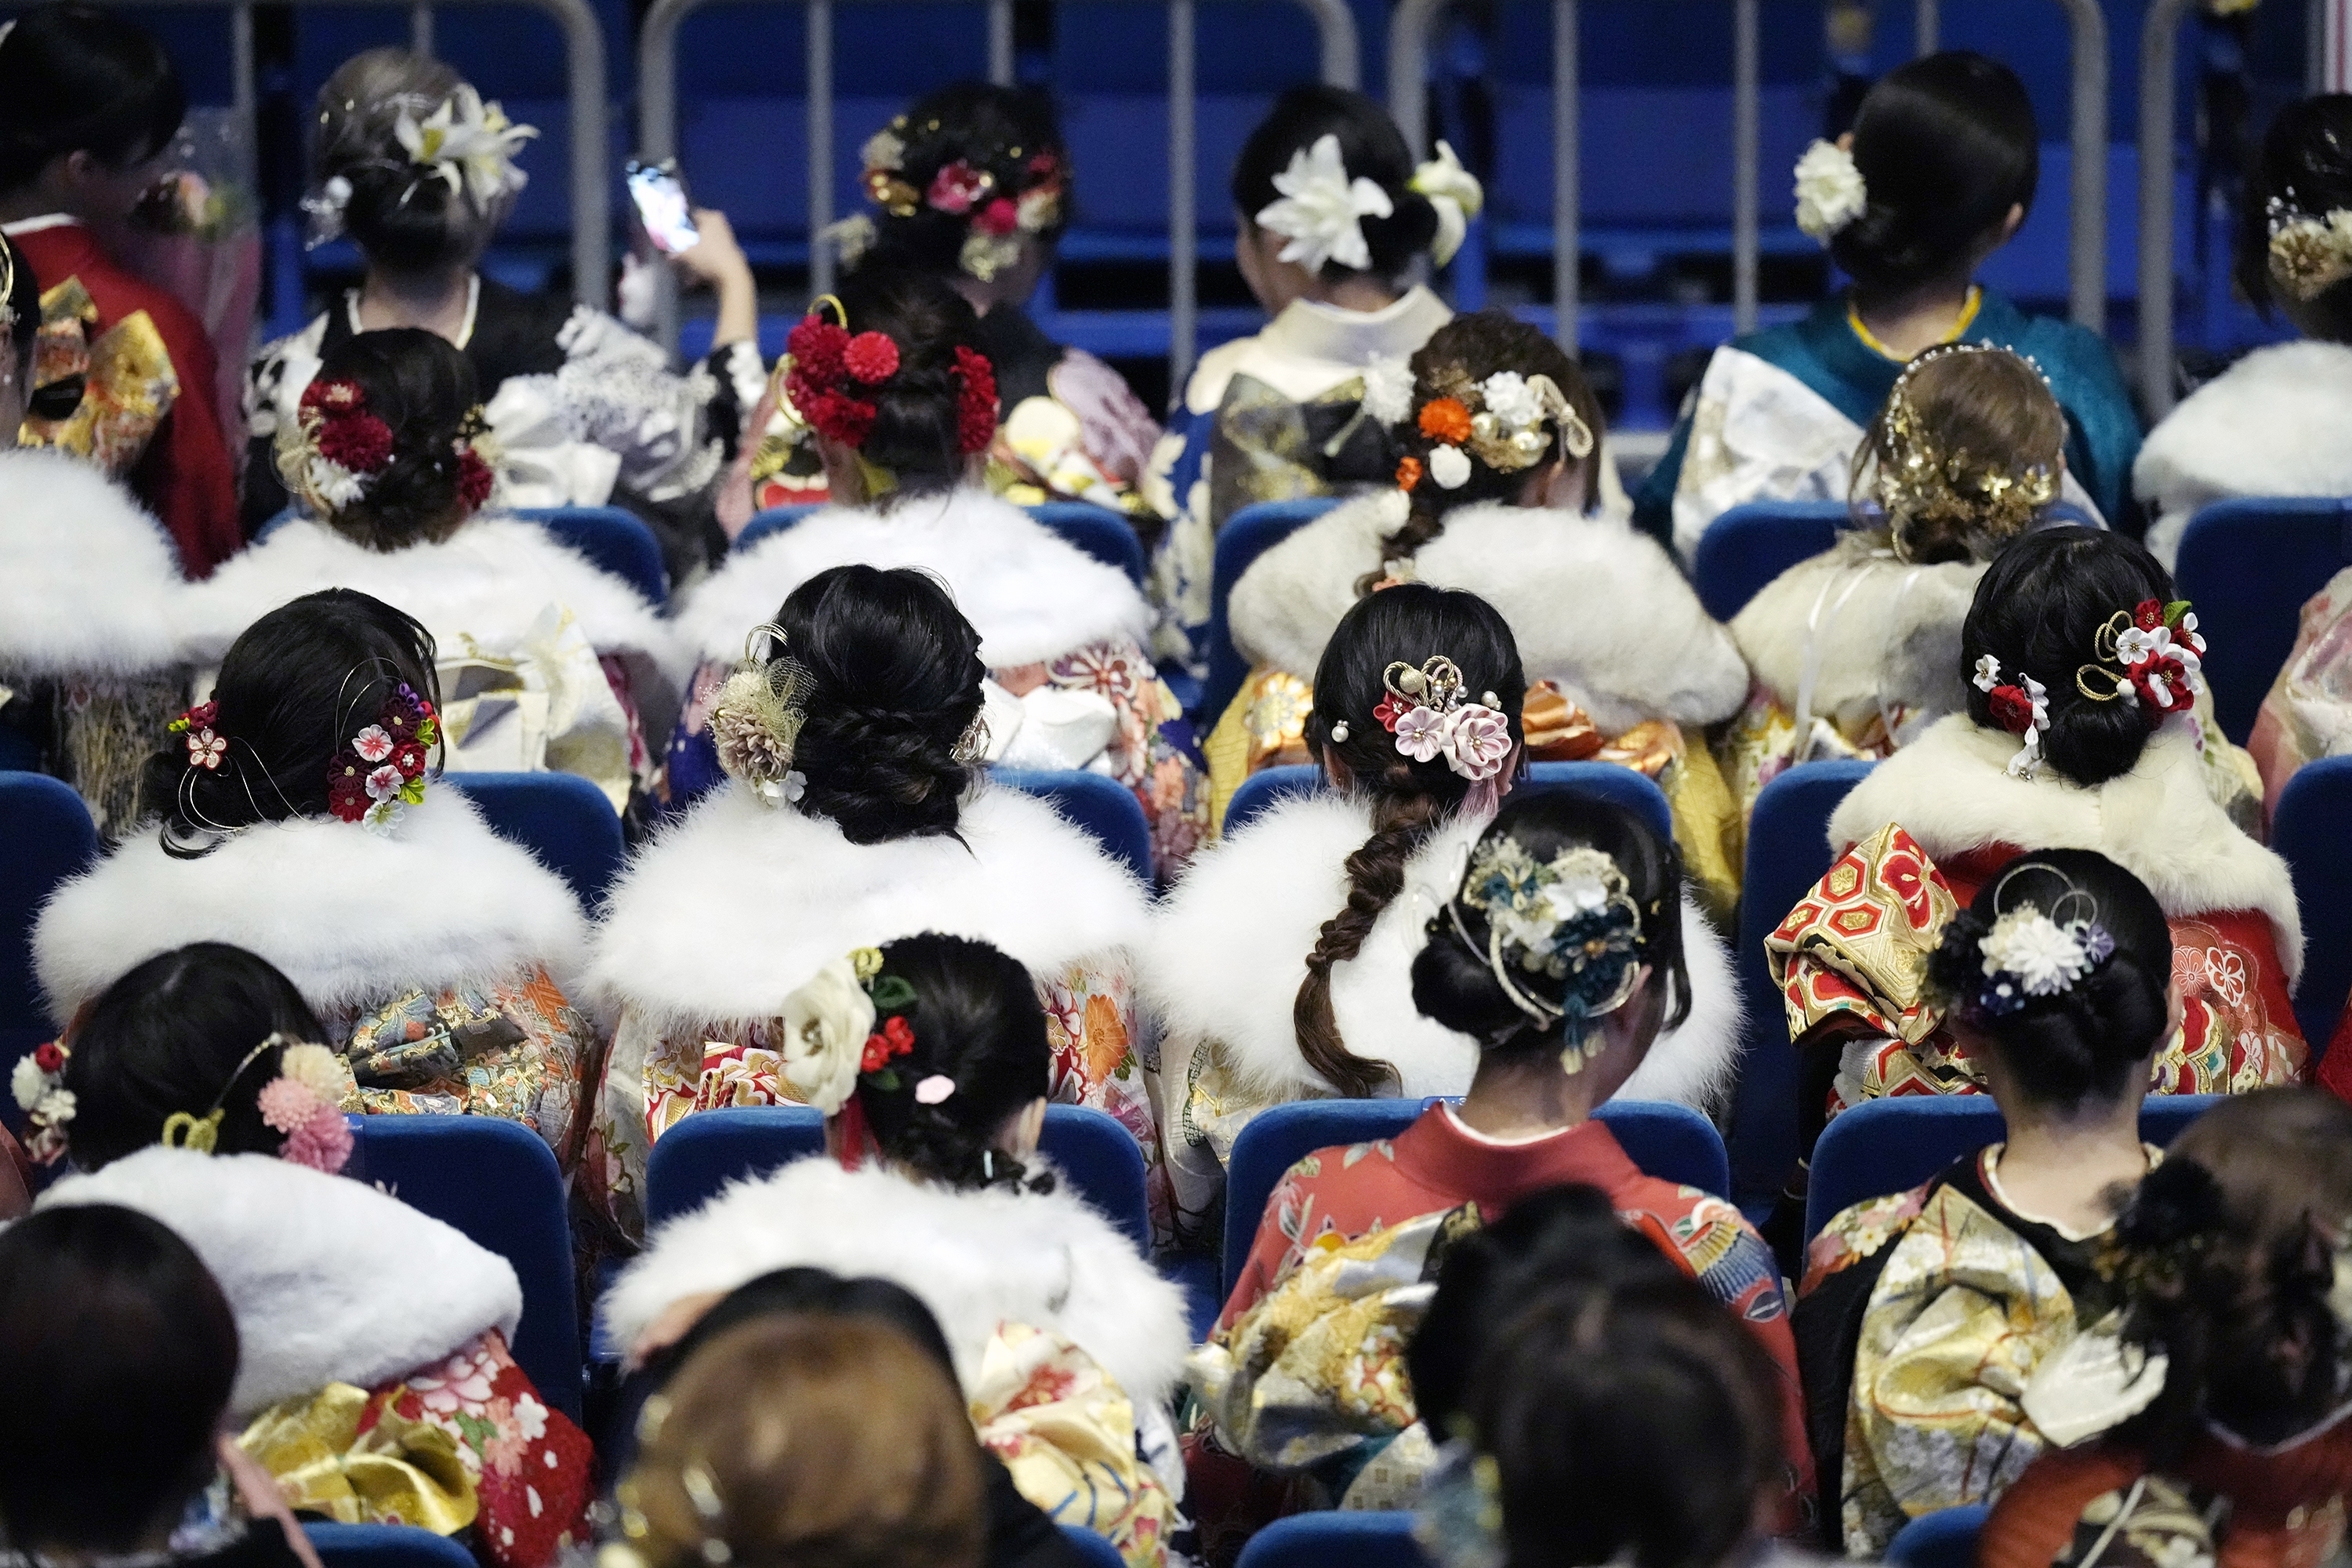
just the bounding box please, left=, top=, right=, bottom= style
left=971, top=1322, right=1178, bottom=1568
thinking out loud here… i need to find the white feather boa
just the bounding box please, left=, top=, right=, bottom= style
left=602, top=1158, right=1191, bottom=1410
left=34, top=789, right=590, bottom=1018
left=0, top=448, right=187, bottom=677
left=1141, top=792, right=1744, bottom=1111
left=675, top=488, right=1152, bottom=670
left=587, top=782, right=1152, bottom=1029
left=1829, top=714, right=2304, bottom=982
left=1730, top=533, right=1981, bottom=721
left=36, top=1148, right=521, bottom=1418
left=2136, top=340, right=2352, bottom=570
left=1231, top=492, right=1750, bottom=734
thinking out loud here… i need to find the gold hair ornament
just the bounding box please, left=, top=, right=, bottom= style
left=709, top=622, right=811, bottom=808
left=2266, top=200, right=2352, bottom=303
left=1870, top=343, right=2058, bottom=560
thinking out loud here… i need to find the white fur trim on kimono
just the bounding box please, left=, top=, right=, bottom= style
left=37, top=1147, right=521, bottom=1417
left=1179, top=286, right=1453, bottom=416
left=1140, top=791, right=1743, bottom=1111
left=587, top=782, right=1151, bottom=1029
left=1828, top=713, right=2303, bottom=982
left=0, top=448, right=187, bottom=677
left=1730, top=532, right=1981, bottom=724
left=1232, top=492, right=1749, bottom=734
left=34, top=787, right=590, bottom=1018
left=2134, top=340, right=2352, bottom=572
left=674, top=488, right=1151, bottom=671
left=601, top=1156, right=1190, bottom=1412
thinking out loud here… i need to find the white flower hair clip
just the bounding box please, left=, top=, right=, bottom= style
left=1255, top=132, right=1394, bottom=274
left=394, top=85, right=536, bottom=212
left=1972, top=653, right=2050, bottom=779
left=1449, top=835, right=1646, bottom=1073
left=1794, top=139, right=1867, bottom=243
left=1371, top=655, right=1513, bottom=782
left=2266, top=199, right=2352, bottom=303
left=1407, top=140, right=1486, bottom=267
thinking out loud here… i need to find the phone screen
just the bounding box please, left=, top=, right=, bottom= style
left=626, top=161, right=700, bottom=254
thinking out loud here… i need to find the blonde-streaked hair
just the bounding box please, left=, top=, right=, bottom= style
left=1849, top=343, right=2064, bottom=564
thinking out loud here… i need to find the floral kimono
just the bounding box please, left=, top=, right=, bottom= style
left=2247, top=563, right=2352, bottom=826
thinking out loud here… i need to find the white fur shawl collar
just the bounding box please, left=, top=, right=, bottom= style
left=1730, top=534, right=1980, bottom=720
left=2136, top=341, right=2352, bottom=571
left=1231, top=492, right=1750, bottom=732
left=677, top=488, right=1151, bottom=669
left=589, top=782, right=1151, bottom=1027
left=37, top=1148, right=520, bottom=1418
left=176, top=516, right=687, bottom=682
left=1140, top=792, right=1744, bottom=1110
left=1829, top=715, right=2303, bottom=980
left=34, top=789, right=590, bottom=1018
left=602, top=1158, right=1189, bottom=1409
left=0, top=448, right=187, bottom=677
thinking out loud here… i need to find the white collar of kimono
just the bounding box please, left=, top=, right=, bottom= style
left=1258, top=283, right=1450, bottom=372
left=344, top=271, right=481, bottom=350
left=0, top=212, right=78, bottom=236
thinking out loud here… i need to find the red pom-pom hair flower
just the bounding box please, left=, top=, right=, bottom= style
left=953, top=345, right=997, bottom=455
left=316, top=412, right=394, bottom=474
left=456, top=445, right=495, bottom=512
left=859, top=1014, right=917, bottom=1074
left=784, top=311, right=883, bottom=449
left=842, top=331, right=901, bottom=384
left=1973, top=655, right=2050, bottom=779
left=294, top=376, right=399, bottom=512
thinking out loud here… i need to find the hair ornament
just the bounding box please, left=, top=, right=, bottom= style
left=711, top=622, right=812, bottom=808
left=1448, top=836, right=1646, bottom=1072
left=775, top=946, right=921, bottom=1118
left=2266, top=198, right=2352, bottom=303
left=1376, top=655, right=1514, bottom=783
left=1255, top=132, right=1395, bottom=274
left=0, top=234, right=15, bottom=340
left=914, top=1073, right=957, bottom=1105
left=2075, top=599, right=2208, bottom=725
left=394, top=85, right=536, bottom=212
left=9, top=1040, right=72, bottom=1166
left=853, top=113, right=1066, bottom=282
left=1872, top=343, right=2058, bottom=554
left=1407, top=140, right=1486, bottom=268
left=1329, top=720, right=1351, bottom=744
left=782, top=300, right=997, bottom=456
left=1402, top=369, right=1592, bottom=495
left=326, top=680, right=437, bottom=833
left=1937, top=866, right=2116, bottom=1025
left=454, top=403, right=499, bottom=514
left=169, top=700, right=228, bottom=771
left=1794, top=137, right=1867, bottom=242
left=1972, top=654, right=2050, bottom=779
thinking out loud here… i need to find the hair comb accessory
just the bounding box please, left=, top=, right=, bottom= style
left=10, top=1040, right=73, bottom=1166
left=1407, top=140, right=1486, bottom=268
left=169, top=700, right=228, bottom=771
left=1448, top=835, right=1646, bottom=1073
left=1794, top=138, right=1867, bottom=241
left=711, top=622, right=811, bottom=808
left=1376, top=655, right=1514, bottom=784
left=2075, top=599, right=2208, bottom=728
left=1972, top=654, right=2050, bottom=779
left=1255, top=132, right=1394, bottom=274
left=2266, top=198, right=2352, bottom=302
left=326, top=681, right=437, bottom=833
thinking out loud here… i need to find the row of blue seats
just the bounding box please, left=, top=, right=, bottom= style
left=306, top=1517, right=1126, bottom=1568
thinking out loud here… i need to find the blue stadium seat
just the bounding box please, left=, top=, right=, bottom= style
left=1222, top=1098, right=1730, bottom=1299
left=304, top=1523, right=477, bottom=1568
left=736, top=504, right=821, bottom=553
left=1203, top=498, right=1341, bottom=726
left=0, top=773, right=97, bottom=1061
left=1224, top=764, right=1325, bottom=837
left=350, top=1116, right=583, bottom=1422
left=1061, top=1526, right=1129, bottom=1568
left=1727, top=759, right=1877, bottom=1215
left=443, top=771, right=626, bottom=912
left=2174, top=498, right=2352, bottom=742
left=1803, top=1094, right=2220, bottom=1245
left=1690, top=500, right=1849, bottom=624
left=515, top=506, right=671, bottom=609
left=735, top=502, right=1145, bottom=588
left=644, top=1103, right=1151, bottom=1250
left=1222, top=762, right=1673, bottom=844
left=1884, top=1505, right=1988, bottom=1568
left=1233, top=1509, right=1428, bottom=1568
left=2270, top=753, right=2352, bottom=1053
left=994, top=769, right=1154, bottom=887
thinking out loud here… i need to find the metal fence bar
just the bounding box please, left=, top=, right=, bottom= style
left=988, top=0, right=1014, bottom=82
left=1731, top=0, right=1757, bottom=332
left=2060, top=0, right=2106, bottom=331
left=1552, top=0, right=1577, bottom=352
left=2137, top=0, right=2195, bottom=416
left=1915, top=0, right=1937, bottom=55
left=808, top=0, right=835, bottom=299
left=410, top=2, right=434, bottom=53
left=1170, top=0, right=1197, bottom=387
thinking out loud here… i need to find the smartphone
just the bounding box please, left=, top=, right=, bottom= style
left=626, top=159, right=700, bottom=255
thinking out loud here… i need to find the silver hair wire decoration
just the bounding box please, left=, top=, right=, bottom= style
left=1446, top=834, right=1646, bottom=1075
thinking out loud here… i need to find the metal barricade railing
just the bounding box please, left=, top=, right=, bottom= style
left=1388, top=0, right=2106, bottom=350
left=637, top=0, right=1358, bottom=388
left=103, top=0, right=611, bottom=310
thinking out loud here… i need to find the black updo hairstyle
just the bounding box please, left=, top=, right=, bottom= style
left=0, top=1205, right=238, bottom=1552
left=1923, top=849, right=2172, bottom=1111
left=827, top=266, right=989, bottom=499
left=2235, top=94, right=2352, bottom=342
left=1960, top=526, right=2178, bottom=788
left=854, top=933, right=1055, bottom=1196
left=0, top=4, right=186, bottom=194
left=1411, top=789, right=1692, bottom=1058
left=860, top=82, right=1068, bottom=277
left=313, top=49, right=504, bottom=274
left=767, top=564, right=985, bottom=844
left=2, top=230, right=37, bottom=385
left=1295, top=584, right=1526, bottom=1098
left=141, top=588, right=441, bottom=856
left=1831, top=51, right=2038, bottom=293
left=290, top=328, right=484, bottom=549
left=1232, top=85, right=1440, bottom=285
left=2111, top=1088, right=2352, bottom=1458
left=62, top=943, right=328, bottom=1171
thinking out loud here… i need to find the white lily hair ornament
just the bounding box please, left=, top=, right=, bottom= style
left=1407, top=140, right=1486, bottom=267
left=1256, top=133, right=1395, bottom=274
left=394, top=85, right=537, bottom=212
left=1794, top=138, right=1867, bottom=242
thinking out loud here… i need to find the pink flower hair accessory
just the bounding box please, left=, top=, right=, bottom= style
left=2076, top=598, right=2209, bottom=729
left=256, top=1040, right=357, bottom=1174
left=1374, top=655, right=1515, bottom=784
left=10, top=1040, right=73, bottom=1166
left=168, top=700, right=228, bottom=772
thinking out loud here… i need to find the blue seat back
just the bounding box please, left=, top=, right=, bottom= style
left=515, top=506, right=670, bottom=609
left=2175, top=498, right=2352, bottom=742
left=1204, top=498, right=1341, bottom=726
left=644, top=1104, right=1150, bottom=1250
left=443, top=771, right=626, bottom=913
left=1805, top=1094, right=2220, bottom=1244
left=1024, top=503, right=1149, bottom=587
left=993, top=770, right=1154, bottom=888
left=1222, top=1098, right=1730, bottom=1300
left=1728, top=759, right=1877, bottom=1213
left=1223, top=762, right=1672, bottom=844
left=1059, top=1526, right=1128, bottom=1568
left=737, top=504, right=821, bottom=553
left=1225, top=764, right=1326, bottom=837
left=0, top=774, right=97, bottom=1059
left=1883, top=1505, right=1988, bottom=1568
left=1690, top=500, right=1849, bottom=624
left=2270, top=753, right=2352, bottom=1053
left=1233, top=1509, right=1428, bottom=1568
left=304, top=1523, right=478, bottom=1568
left=350, top=1116, right=583, bottom=1422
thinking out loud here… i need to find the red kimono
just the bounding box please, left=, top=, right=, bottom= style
left=7, top=216, right=241, bottom=577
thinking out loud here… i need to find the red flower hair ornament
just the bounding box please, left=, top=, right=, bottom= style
left=287, top=376, right=499, bottom=521
left=784, top=303, right=997, bottom=457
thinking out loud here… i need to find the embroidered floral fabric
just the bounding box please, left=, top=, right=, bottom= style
left=23, top=278, right=177, bottom=476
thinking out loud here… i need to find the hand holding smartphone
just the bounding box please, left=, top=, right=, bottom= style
left=626, top=159, right=701, bottom=255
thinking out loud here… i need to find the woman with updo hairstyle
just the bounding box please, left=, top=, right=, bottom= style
left=1795, top=849, right=2177, bottom=1553
left=604, top=934, right=1190, bottom=1560
left=1198, top=789, right=1802, bottom=1508
left=1147, top=85, right=1483, bottom=674
left=1147, top=583, right=1742, bottom=1246
left=1768, top=528, right=2308, bottom=1240
left=243, top=49, right=764, bottom=580
left=674, top=264, right=1206, bottom=877
left=1981, top=1089, right=2352, bottom=1568
left=20, top=942, right=597, bottom=1566
left=1219, top=307, right=1749, bottom=912
left=1636, top=51, right=2140, bottom=557
left=189, top=328, right=687, bottom=808
left=593, top=564, right=1157, bottom=1243
left=32, top=588, right=601, bottom=1177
